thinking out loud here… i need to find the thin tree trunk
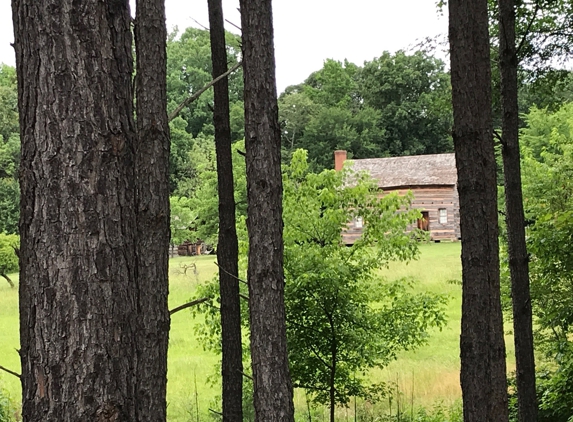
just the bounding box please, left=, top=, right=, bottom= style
left=13, top=1, right=139, bottom=420
left=498, top=0, right=538, bottom=420
left=134, top=0, right=171, bottom=420
left=1, top=273, right=14, bottom=288
left=448, top=0, right=509, bottom=421
left=207, top=0, right=243, bottom=420
left=239, top=0, right=295, bottom=420
left=329, top=345, right=336, bottom=422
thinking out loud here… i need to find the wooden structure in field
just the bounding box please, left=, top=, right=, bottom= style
left=335, top=150, right=460, bottom=243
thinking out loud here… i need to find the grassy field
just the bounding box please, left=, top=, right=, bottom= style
left=0, top=242, right=515, bottom=421
left=374, top=242, right=515, bottom=413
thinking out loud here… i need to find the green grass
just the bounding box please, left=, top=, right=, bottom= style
left=166, top=255, right=220, bottom=421
left=0, top=256, right=222, bottom=422
left=0, top=243, right=515, bottom=421
left=0, top=272, right=20, bottom=413
left=373, top=242, right=515, bottom=410
left=373, top=242, right=464, bottom=409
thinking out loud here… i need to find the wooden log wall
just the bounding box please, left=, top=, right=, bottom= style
left=342, top=184, right=460, bottom=244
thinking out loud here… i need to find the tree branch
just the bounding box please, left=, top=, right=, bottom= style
left=168, top=61, right=242, bottom=122
left=292, top=383, right=329, bottom=391
left=239, top=293, right=249, bottom=302
left=516, top=0, right=541, bottom=58
left=191, top=17, right=209, bottom=31
left=0, top=364, right=20, bottom=379
left=239, top=370, right=254, bottom=381
left=209, top=408, right=223, bottom=416
left=493, top=129, right=505, bottom=147
left=215, top=261, right=248, bottom=284
left=225, top=18, right=242, bottom=32
left=307, top=342, right=333, bottom=371
left=169, top=297, right=210, bottom=315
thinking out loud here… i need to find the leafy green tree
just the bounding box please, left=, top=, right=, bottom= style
left=279, top=60, right=382, bottom=170
left=166, top=27, right=243, bottom=140
left=0, top=233, right=19, bottom=288
left=282, top=151, right=447, bottom=421
left=0, top=65, right=19, bottom=235
left=359, top=51, right=453, bottom=156
left=501, top=103, right=573, bottom=421
left=164, top=27, right=245, bottom=194
left=519, top=104, right=573, bottom=351
left=191, top=150, right=447, bottom=421
left=485, top=0, right=573, bottom=124
left=278, top=91, right=315, bottom=152
left=519, top=70, right=573, bottom=113
left=168, top=116, right=195, bottom=192
left=0, top=65, right=18, bottom=143
left=0, top=178, right=19, bottom=235
left=187, top=139, right=247, bottom=246
left=278, top=53, right=453, bottom=171
left=174, top=133, right=217, bottom=198
left=488, top=0, right=573, bottom=72
left=169, top=196, right=196, bottom=247
left=303, top=59, right=359, bottom=108
left=298, top=105, right=380, bottom=171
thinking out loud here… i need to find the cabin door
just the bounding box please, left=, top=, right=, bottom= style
left=417, top=211, right=430, bottom=231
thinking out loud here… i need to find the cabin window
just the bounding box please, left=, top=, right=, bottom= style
left=439, top=208, right=447, bottom=224
left=355, top=217, right=363, bottom=229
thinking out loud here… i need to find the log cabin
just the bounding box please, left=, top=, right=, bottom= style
left=334, top=150, right=461, bottom=243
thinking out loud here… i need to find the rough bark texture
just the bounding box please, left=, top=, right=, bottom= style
left=13, top=1, right=139, bottom=420
left=239, top=0, right=295, bottom=420
left=498, top=0, right=538, bottom=420
left=207, top=0, right=244, bottom=420
left=448, top=1, right=510, bottom=421
left=134, top=0, right=171, bottom=420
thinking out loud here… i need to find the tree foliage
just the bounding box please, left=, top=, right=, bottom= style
left=0, top=65, right=19, bottom=235
left=191, top=150, right=447, bottom=420
left=185, top=139, right=247, bottom=246
left=282, top=150, right=447, bottom=417
left=501, top=103, right=573, bottom=421
left=166, top=27, right=244, bottom=195
left=0, top=233, right=18, bottom=288
left=359, top=51, right=453, bottom=156
left=278, top=53, right=453, bottom=171
left=169, top=196, right=196, bottom=247
left=166, top=27, right=243, bottom=139
left=519, top=104, right=573, bottom=352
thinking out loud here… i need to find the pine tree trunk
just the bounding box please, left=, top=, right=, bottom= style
left=134, top=0, right=171, bottom=420
left=207, top=0, right=243, bottom=420
left=498, top=0, right=538, bottom=420
left=13, top=1, right=139, bottom=420
left=448, top=0, right=510, bottom=421
left=239, top=0, right=295, bottom=420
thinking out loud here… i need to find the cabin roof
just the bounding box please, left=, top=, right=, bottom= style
left=348, top=153, right=457, bottom=188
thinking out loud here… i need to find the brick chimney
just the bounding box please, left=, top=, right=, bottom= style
left=334, top=150, right=347, bottom=171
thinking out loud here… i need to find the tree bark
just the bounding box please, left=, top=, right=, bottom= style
left=498, top=0, right=538, bottom=420
left=13, top=1, right=139, bottom=420
left=239, top=0, right=295, bottom=420
left=448, top=0, right=510, bottom=421
left=207, top=0, right=243, bottom=420
left=134, top=0, right=171, bottom=420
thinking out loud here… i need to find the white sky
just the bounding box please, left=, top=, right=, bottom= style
left=0, top=0, right=448, bottom=93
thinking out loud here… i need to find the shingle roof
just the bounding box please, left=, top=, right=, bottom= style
left=347, top=153, right=457, bottom=188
